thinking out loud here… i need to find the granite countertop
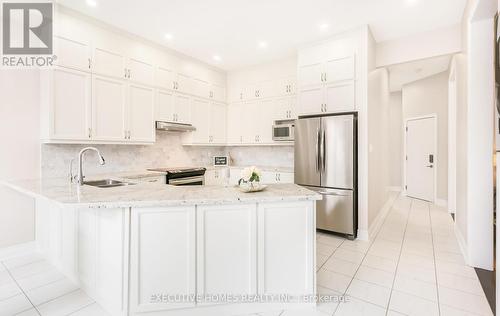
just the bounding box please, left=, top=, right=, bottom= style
left=206, top=165, right=294, bottom=173
left=0, top=174, right=320, bottom=209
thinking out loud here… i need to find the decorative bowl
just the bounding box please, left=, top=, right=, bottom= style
left=238, top=181, right=267, bottom=193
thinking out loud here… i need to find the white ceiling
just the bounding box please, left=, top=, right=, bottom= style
left=56, top=0, right=466, bottom=71
left=388, top=55, right=452, bottom=92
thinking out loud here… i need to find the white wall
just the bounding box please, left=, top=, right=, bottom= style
left=0, top=70, right=40, bottom=248
left=389, top=92, right=403, bottom=189
left=402, top=71, right=449, bottom=203
left=367, top=68, right=392, bottom=230
left=376, top=24, right=462, bottom=67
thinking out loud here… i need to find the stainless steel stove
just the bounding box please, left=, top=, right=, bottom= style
left=147, top=167, right=206, bottom=186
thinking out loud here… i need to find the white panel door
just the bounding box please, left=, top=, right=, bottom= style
left=156, top=89, right=175, bottom=122
left=92, top=75, right=127, bottom=141
left=210, top=102, right=227, bottom=144
left=190, top=98, right=210, bottom=143
left=92, top=47, right=127, bottom=79
left=325, top=55, right=355, bottom=83
left=127, top=84, right=155, bottom=142
left=128, top=58, right=154, bottom=86
left=130, top=207, right=196, bottom=313
left=155, top=66, right=176, bottom=90
left=173, top=94, right=191, bottom=124
left=406, top=117, right=436, bottom=202
left=197, top=204, right=257, bottom=301
left=324, top=82, right=355, bottom=112
left=298, top=86, right=323, bottom=115
left=257, top=202, right=314, bottom=296
left=53, top=36, right=91, bottom=72
left=226, top=104, right=243, bottom=144
left=50, top=67, right=92, bottom=140
left=298, top=63, right=323, bottom=88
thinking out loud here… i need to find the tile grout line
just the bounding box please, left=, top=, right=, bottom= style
left=316, top=238, right=346, bottom=272
left=427, top=203, right=441, bottom=316
left=1, top=261, right=42, bottom=316
left=65, top=301, right=96, bottom=316
left=384, top=199, right=413, bottom=316
left=329, top=194, right=403, bottom=315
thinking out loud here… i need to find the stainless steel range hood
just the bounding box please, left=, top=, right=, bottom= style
left=156, top=121, right=196, bottom=132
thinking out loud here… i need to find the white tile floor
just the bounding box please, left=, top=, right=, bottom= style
left=0, top=196, right=493, bottom=316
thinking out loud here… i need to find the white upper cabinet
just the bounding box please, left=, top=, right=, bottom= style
left=325, top=55, right=355, bottom=83
left=276, top=77, right=296, bottom=97
left=128, top=58, right=154, bottom=86
left=156, top=89, right=175, bottom=122
left=257, top=100, right=274, bottom=144
left=127, top=84, right=155, bottom=143
left=298, top=38, right=358, bottom=116
left=209, top=102, right=227, bottom=144
left=53, top=36, right=91, bottom=72
left=174, top=94, right=192, bottom=124
left=155, top=66, right=176, bottom=90
left=42, top=67, right=92, bottom=141
left=297, top=62, right=323, bottom=88
left=226, top=103, right=244, bottom=144
left=190, top=98, right=211, bottom=144
left=192, top=78, right=210, bottom=99
left=274, top=97, right=296, bottom=120
left=210, top=83, right=226, bottom=102
left=92, top=46, right=127, bottom=79
left=175, top=72, right=192, bottom=95
left=91, top=75, right=127, bottom=141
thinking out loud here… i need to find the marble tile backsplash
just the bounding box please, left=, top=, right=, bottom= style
left=41, top=132, right=294, bottom=179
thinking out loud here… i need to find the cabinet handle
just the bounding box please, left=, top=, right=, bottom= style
left=88, top=128, right=92, bottom=139
left=240, top=92, right=243, bottom=100
left=172, top=82, right=176, bottom=90
left=124, top=68, right=128, bottom=78
left=88, top=58, right=91, bottom=69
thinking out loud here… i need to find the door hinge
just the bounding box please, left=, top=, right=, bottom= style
left=405, top=155, right=408, bottom=161
left=406, top=126, right=408, bottom=132
left=405, top=185, right=407, bottom=190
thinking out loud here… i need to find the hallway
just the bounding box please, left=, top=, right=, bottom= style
left=315, top=195, right=493, bottom=315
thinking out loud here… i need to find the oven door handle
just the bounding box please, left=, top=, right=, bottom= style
left=168, top=176, right=205, bottom=185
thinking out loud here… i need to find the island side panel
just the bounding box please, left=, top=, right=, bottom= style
left=257, top=201, right=316, bottom=298
left=77, top=207, right=130, bottom=316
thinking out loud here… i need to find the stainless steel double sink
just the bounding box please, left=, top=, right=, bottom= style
left=84, top=179, right=136, bottom=188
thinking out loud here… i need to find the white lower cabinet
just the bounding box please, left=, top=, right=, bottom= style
left=196, top=204, right=257, bottom=302
left=261, top=171, right=294, bottom=184
left=257, top=202, right=315, bottom=296
left=129, top=207, right=196, bottom=314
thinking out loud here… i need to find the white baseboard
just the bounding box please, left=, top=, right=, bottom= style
left=435, top=199, right=448, bottom=208
left=454, top=225, right=469, bottom=265
left=367, top=194, right=399, bottom=240
left=357, top=229, right=369, bottom=241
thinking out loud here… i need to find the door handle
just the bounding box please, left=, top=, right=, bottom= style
left=426, top=165, right=434, bottom=168
left=320, top=128, right=326, bottom=172
left=316, top=128, right=321, bottom=172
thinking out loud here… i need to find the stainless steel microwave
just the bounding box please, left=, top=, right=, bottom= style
left=272, top=121, right=295, bottom=141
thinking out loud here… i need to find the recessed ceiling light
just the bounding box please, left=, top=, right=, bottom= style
left=86, top=0, right=97, bottom=7
left=319, top=23, right=330, bottom=31
left=258, top=41, right=268, bottom=49
left=213, top=55, right=221, bottom=62
left=164, top=33, right=173, bottom=40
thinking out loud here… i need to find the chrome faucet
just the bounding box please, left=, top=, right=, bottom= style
left=75, top=147, right=106, bottom=185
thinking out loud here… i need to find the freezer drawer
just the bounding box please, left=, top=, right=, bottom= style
left=305, top=186, right=354, bottom=235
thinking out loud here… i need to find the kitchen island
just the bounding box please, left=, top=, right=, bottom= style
left=2, top=176, right=320, bottom=316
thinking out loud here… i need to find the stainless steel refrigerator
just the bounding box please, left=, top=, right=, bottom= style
left=294, top=113, right=357, bottom=238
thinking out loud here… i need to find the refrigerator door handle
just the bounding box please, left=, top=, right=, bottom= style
left=321, top=128, right=326, bottom=171
left=316, top=127, right=321, bottom=172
